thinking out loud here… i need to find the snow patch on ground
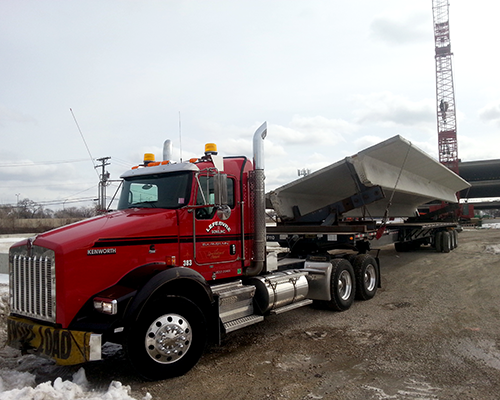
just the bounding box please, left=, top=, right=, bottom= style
left=481, top=223, right=500, bottom=229
left=0, top=368, right=151, bottom=400
left=485, top=245, right=500, bottom=255
left=0, top=280, right=150, bottom=400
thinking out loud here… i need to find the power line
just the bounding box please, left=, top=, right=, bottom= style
left=0, top=182, right=96, bottom=188
left=0, top=159, right=89, bottom=168
left=35, top=197, right=96, bottom=206
left=1, top=197, right=96, bottom=208
left=112, top=157, right=136, bottom=168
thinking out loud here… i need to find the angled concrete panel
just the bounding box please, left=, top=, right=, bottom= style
left=267, top=135, right=471, bottom=219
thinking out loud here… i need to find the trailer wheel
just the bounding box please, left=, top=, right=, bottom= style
left=441, top=231, right=451, bottom=253
left=395, top=241, right=410, bottom=252
left=435, top=231, right=443, bottom=252
left=324, top=258, right=355, bottom=311
left=450, top=229, right=458, bottom=249
left=124, top=296, right=207, bottom=380
left=452, top=229, right=459, bottom=248
left=449, top=230, right=455, bottom=249
left=353, top=254, right=379, bottom=300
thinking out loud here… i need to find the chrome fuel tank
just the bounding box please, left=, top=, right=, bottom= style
left=246, top=270, right=308, bottom=314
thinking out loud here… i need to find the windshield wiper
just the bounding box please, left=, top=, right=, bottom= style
left=131, top=201, right=157, bottom=208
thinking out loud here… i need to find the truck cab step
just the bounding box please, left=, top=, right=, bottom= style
left=224, top=314, right=264, bottom=333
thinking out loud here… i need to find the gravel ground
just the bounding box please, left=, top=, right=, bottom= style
left=3, top=228, right=500, bottom=399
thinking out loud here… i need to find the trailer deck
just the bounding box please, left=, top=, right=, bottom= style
left=266, top=220, right=458, bottom=252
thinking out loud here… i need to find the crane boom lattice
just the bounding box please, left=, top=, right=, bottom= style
left=432, top=0, right=458, bottom=174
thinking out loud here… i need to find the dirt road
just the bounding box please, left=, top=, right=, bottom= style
left=5, top=228, right=500, bottom=399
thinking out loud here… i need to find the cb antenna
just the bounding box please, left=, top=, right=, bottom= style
left=70, top=108, right=99, bottom=178
left=178, top=111, right=183, bottom=162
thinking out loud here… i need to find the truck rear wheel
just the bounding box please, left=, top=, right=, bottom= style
left=325, top=258, right=355, bottom=311
left=124, top=296, right=207, bottom=380
left=353, top=254, right=379, bottom=300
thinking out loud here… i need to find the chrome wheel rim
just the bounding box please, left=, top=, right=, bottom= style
left=145, top=313, right=192, bottom=364
left=365, top=264, right=377, bottom=292
left=338, top=270, right=353, bottom=301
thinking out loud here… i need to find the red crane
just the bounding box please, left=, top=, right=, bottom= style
left=432, top=0, right=459, bottom=174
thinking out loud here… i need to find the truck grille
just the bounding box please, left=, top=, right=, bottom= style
left=10, top=245, right=56, bottom=323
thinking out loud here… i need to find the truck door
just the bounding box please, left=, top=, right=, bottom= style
left=193, top=174, right=242, bottom=280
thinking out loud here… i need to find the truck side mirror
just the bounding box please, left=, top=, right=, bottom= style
left=213, top=173, right=228, bottom=206
left=216, top=204, right=231, bottom=220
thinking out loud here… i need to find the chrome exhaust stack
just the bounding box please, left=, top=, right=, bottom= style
left=246, top=122, right=267, bottom=276
left=163, top=139, right=173, bottom=162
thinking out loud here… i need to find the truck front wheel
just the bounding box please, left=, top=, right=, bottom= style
left=124, top=296, right=207, bottom=380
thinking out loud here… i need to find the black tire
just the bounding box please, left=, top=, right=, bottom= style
left=451, top=229, right=458, bottom=249
left=353, top=254, right=379, bottom=301
left=124, top=296, right=207, bottom=380
left=344, top=253, right=357, bottom=265
left=411, top=240, right=422, bottom=250
left=441, top=231, right=451, bottom=253
left=435, top=231, right=443, bottom=252
left=395, top=241, right=410, bottom=252
left=452, top=229, right=459, bottom=248
left=324, top=258, right=355, bottom=311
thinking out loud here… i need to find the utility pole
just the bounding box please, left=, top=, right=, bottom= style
left=95, top=157, right=111, bottom=213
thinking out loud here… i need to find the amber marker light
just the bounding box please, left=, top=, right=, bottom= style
left=204, top=143, right=217, bottom=154
left=165, top=255, right=176, bottom=266
left=143, top=153, right=155, bottom=165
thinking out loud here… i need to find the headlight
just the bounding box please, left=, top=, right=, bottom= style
left=93, top=298, right=118, bottom=315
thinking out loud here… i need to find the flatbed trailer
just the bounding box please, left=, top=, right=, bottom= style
left=267, top=221, right=460, bottom=256
left=265, top=135, right=469, bottom=258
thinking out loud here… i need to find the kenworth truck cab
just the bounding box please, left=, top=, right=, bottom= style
left=7, top=123, right=381, bottom=380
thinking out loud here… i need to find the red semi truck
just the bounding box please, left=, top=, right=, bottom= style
left=6, top=123, right=463, bottom=380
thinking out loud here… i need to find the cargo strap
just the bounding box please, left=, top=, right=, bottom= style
left=377, top=142, right=413, bottom=239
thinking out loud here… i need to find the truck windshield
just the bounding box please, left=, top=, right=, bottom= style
left=117, top=172, right=192, bottom=210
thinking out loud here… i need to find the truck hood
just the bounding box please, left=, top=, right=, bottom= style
left=14, top=209, right=178, bottom=255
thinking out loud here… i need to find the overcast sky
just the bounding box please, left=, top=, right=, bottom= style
left=1, top=0, right=499, bottom=209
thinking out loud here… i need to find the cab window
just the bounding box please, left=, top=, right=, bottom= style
left=195, top=176, right=235, bottom=219
left=118, top=172, right=191, bottom=210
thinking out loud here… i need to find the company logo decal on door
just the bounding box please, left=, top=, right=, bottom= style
left=206, top=221, right=231, bottom=234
